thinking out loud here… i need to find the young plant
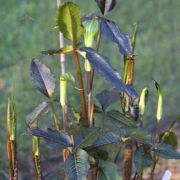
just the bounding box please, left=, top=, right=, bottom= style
left=22, top=1, right=180, bottom=180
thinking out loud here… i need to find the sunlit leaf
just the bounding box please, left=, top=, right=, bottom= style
left=26, top=101, right=49, bottom=128
left=65, top=149, right=90, bottom=180
left=153, top=143, right=180, bottom=159
left=100, top=18, right=132, bottom=55
left=31, top=59, right=56, bottom=98
left=73, top=128, right=98, bottom=150
left=30, top=128, right=73, bottom=149
left=98, top=160, right=122, bottom=180
left=154, top=80, right=163, bottom=122
left=41, top=45, right=73, bottom=55
left=139, top=87, right=149, bottom=116
left=79, top=47, right=138, bottom=98
left=95, top=0, right=116, bottom=15
left=96, top=89, right=120, bottom=110
left=57, top=2, right=84, bottom=41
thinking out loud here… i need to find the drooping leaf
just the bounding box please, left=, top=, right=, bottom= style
left=65, top=149, right=90, bottom=180
left=42, top=45, right=73, bottom=55
left=134, top=148, right=152, bottom=174
left=79, top=47, right=138, bottom=98
left=159, top=131, right=178, bottom=149
left=95, top=0, right=117, bottom=15
left=30, top=128, right=73, bottom=149
left=154, top=80, right=163, bottom=122
left=57, top=2, right=84, bottom=41
left=98, top=161, right=122, bottom=180
left=96, top=89, right=120, bottom=110
left=153, top=143, right=180, bottom=159
left=73, top=128, right=98, bottom=151
left=31, top=59, right=56, bottom=98
left=26, top=102, right=49, bottom=128
left=139, top=87, right=149, bottom=116
left=100, top=18, right=132, bottom=55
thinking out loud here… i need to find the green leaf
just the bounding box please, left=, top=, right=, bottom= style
left=92, top=128, right=131, bottom=147
left=153, top=143, right=180, bottom=159
left=134, top=148, right=152, bottom=174
left=98, top=161, right=122, bottom=180
left=79, top=47, right=138, bottom=98
left=100, top=18, right=132, bottom=55
left=131, top=23, right=138, bottom=53
left=61, top=72, right=75, bottom=85
left=139, top=87, right=149, bottom=116
left=65, top=149, right=90, bottom=180
left=30, top=128, right=73, bottom=149
left=95, top=0, right=117, bottom=15
left=73, top=128, right=98, bottom=150
left=41, top=45, right=73, bottom=55
left=83, top=19, right=99, bottom=47
left=26, top=101, right=49, bottom=128
left=154, top=80, right=163, bottom=122
left=106, top=110, right=137, bottom=127
left=57, top=2, right=84, bottom=41
left=96, top=89, right=120, bottom=110
left=31, top=59, right=56, bottom=98
left=160, top=131, right=178, bottom=149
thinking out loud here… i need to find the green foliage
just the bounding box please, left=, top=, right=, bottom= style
left=31, top=59, right=56, bottom=98
left=98, top=161, right=122, bottom=180
left=57, top=2, right=84, bottom=41
left=153, top=143, right=180, bottom=159
left=159, top=131, right=178, bottom=149
left=65, top=149, right=90, bottom=180
left=2, top=0, right=180, bottom=179
left=42, top=45, right=73, bottom=55
left=26, top=101, right=49, bottom=128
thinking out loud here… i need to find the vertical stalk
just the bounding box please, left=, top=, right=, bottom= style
left=7, top=99, right=18, bottom=180
left=122, top=56, right=135, bottom=180
left=72, top=42, right=88, bottom=127
left=57, top=0, right=66, bottom=75
left=123, top=25, right=138, bottom=180
left=57, top=0, right=68, bottom=127
left=32, top=136, right=42, bottom=180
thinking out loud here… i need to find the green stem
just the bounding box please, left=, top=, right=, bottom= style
left=32, top=136, right=42, bottom=180
left=49, top=99, right=59, bottom=130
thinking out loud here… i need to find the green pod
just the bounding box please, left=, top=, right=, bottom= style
left=60, top=76, right=67, bottom=107
left=83, top=19, right=99, bottom=72
left=139, top=87, right=149, bottom=116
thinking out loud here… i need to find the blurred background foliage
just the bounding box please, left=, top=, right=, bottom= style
left=0, top=0, right=180, bottom=178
